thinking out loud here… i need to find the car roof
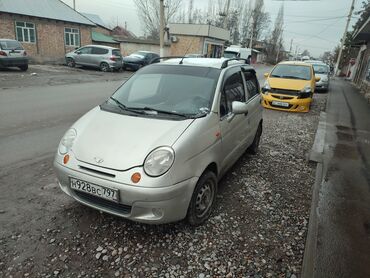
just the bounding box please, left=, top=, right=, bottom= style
left=162, top=58, right=253, bottom=70
left=82, top=44, right=118, bottom=50
left=278, top=61, right=312, bottom=67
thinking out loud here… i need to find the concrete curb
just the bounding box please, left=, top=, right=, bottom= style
left=301, top=111, right=327, bottom=278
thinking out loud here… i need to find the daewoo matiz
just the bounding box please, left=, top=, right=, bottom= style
left=54, top=57, right=263, bottom=225
left=261, top=61, right=320, bottom=112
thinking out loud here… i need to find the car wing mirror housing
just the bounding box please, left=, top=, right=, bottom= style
left=315, top=76, right=321, bottom=82
left=75, top=50, right=81, bottom=54
left=232, top=101, right=248, bottom=115
left=264, top=72, right=269, bottom=78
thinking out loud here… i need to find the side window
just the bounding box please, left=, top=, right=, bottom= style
left=79, top=47, right=92, bottom=54
left=220, top=71, right=245, bottom=118
left=92, top=47, right=109, bottom=55
left=242, top=70, right=259, bottom=99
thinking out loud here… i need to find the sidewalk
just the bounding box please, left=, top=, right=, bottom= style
left=303, top=78, right=370, bottom=277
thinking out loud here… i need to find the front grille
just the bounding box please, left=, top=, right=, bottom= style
left=74, top=190, right=132, bottom=215
left=271, top=88, right=299, bottom=96
left=271, top=94, right=294, bottom=100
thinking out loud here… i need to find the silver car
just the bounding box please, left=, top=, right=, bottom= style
left=65, top=45, right=122, bottom=72
left=306, top=60, right=330, bottom=92
left=0, top=39, right=28, bottom=71
left=54, top=58, right=263, bottom=225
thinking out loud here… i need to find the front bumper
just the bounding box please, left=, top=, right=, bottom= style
left=122, top=62, right=142, bottom=70
left=315, top=82, right=329, bottom=91
left=0, top=57, right=28, bottom=67
left=261, top=93, right=312, bottom=113
left=54, top=160, right=197, bottom=224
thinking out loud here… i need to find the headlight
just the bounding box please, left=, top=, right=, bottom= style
left=58, top=128, right=77, bottom=155
left=321, top=77, right=328, bottom=82
left=262, top=80, right=271, bottom=94
left=301, top=85, right=312, bottom=93
left=144, top=146, right=175, bottom=177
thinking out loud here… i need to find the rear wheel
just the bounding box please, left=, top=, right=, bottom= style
left=66, top=58, right=75, bottom=67
left=100, top=62, right=110, bottom=72
left=19, top=65, right=28, bottom=71
left=248, top=122, right=262, bottom=155
left=187, top=171, right=217, bottom=226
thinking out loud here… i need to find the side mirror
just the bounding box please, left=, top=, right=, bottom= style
left=75, top=50, right=81, bottom=54
left=264, top=73, right=269, bottom=78
left=232, top=101, right=248, bottom=115
left=315, top=76, right=321, bottom=82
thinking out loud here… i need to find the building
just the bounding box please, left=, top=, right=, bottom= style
left=169, top=23, right=230, bottom=58
left=82, top=13, right=120, bottom=48
left=0, top=0, right=95, bottom=63
left=351, top=16, right=370, bottom=100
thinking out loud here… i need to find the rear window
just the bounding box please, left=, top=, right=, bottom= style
left=0, top=40, right=23, bottom=50
left=112, top=49, right=122, bottom=56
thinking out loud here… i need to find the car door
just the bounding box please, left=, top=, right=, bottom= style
left=242, top=67, right=262, bottom=146
left=219, top=67, right=249, bottom=173
left=91, top=47, right=109, bottom=68
left=75, top=47, right=92, bottom=66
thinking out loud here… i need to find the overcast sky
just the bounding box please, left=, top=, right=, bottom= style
left=61, top=0, right=363, bottom=57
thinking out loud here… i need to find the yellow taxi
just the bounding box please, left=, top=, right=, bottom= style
left=261, top=61, right=320, bottom=112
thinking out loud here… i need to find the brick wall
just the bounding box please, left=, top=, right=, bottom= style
left=0, top=12, right=92, bottom=63
left=170, top=35, right=204, bottom=56
left=120, top=42, right=170, bottom=56
left=94, top=26, right=111, bottom=36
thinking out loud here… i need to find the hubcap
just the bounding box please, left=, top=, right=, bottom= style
left=101, top=64, right=109, bottom=72
left=195, top=182, right=214, bottom=218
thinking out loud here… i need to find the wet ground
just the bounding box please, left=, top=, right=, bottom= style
left=0, top=64, right=326, bottom=277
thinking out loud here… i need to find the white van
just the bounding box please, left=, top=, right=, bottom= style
left=224, top=46, right=252, bottom=59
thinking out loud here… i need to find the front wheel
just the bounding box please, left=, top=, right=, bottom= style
left=248, top=122, right=262, bottom=155
left=66, top=58, right=75, bottom=67
left=100, top=62, right=110, bottom=72
left=19, top=65, right=28, bottom=71
left=187, top=171, right=217, bottom=226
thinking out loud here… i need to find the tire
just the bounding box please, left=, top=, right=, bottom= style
left=100, top=62, right=110, bottom=72
left=19, top=65, right=28, bottom=71
left=248, top=122, right=262, bottom=155
left=66, top=58, right=75, bottom=67
left=187, top=171, right=217, bottom=226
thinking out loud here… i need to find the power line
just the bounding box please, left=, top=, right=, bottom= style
left=284, top=15, right=347, bottom=24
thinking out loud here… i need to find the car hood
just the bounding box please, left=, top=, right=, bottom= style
left=72, top=107, right=194, bottom=171
left=268, top=77, right=310, bottom=91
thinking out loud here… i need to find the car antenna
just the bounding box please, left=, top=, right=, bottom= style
left=179, top=24, right=203, bottom=65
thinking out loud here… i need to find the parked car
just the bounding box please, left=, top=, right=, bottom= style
left=122, top=51, right=159, bottom=71
left=305, top=60, right=330, bottom=92
left=65, top=45, right=123, bottom=72
left=54, top=58, right=263, bottom=225
left=224, top=45, right=252, bottom=59
left=0, top=39, right=28, bottom=71
left=261, top=61, right=320, bottom=113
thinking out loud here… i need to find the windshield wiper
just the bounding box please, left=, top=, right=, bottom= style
left=132, top=107, right=192, bottom=118
left=109, top=97, right=145, bottom=114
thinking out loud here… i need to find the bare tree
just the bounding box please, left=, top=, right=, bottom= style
left=251, top=0, right=270, bottom=42
left=266, top=3, right=284, bottom=63
left=134, top=0, right=182, bottom=39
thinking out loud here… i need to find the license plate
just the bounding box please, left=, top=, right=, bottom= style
left=70, top=177, right=119, bottom=202
left=272, top=101, right=289, bottom=107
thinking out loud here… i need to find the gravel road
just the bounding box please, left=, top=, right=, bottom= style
left=0, top=65, right=327, bottom=277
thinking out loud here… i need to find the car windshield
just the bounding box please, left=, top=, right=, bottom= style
left=271, top=64, right=311, bottom=80
left=0, top=40, right=23, bottom=50
left=129, top=52, right=148, bottom=58
left=313, top=64, right=329, bottom=74
left=105, top=65, right=220, bottom=118
left=224, top=51, right=238, bottom=58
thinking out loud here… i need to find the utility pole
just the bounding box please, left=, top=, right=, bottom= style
left=159, top=0, right=165, bottom=57
left=334, top=0, right=356, bottom=76
left=73, top=0, right=76, bottom=10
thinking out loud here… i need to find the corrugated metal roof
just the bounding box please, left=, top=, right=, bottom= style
left=92, top=31, right=118, bottom=44
left=82, top=13, right=110, bottom=30
left=0, top=0, right=95, bottom=26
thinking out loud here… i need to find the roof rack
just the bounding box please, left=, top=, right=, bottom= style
left=221, top=58, right=250, bottom=69
left=149, top=56, right=190, bottom=64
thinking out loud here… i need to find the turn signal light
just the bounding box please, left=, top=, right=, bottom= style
left=63, top=154, right=70, bottom=164
left=0, top=51, right=7, bottom=56
left=131, top=172, right=141, bottom=183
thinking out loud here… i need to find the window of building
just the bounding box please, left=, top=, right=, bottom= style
left=64, top=28, right=80, bottom=47
left=15, top=21, right=36, bottom=43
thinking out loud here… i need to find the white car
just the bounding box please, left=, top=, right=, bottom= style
left=54, top=58, right=263, bottom=225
